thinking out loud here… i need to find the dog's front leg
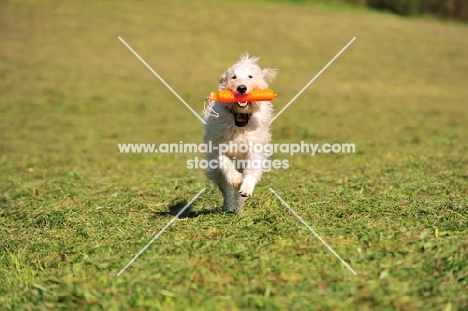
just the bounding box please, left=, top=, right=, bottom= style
left=218, top=154, right=243, bottom=186
left=218, top=154, right=243, bottom=212
left=239, top=153, right=265, bottom=198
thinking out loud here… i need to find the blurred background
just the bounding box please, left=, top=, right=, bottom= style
left=1, top=0, right=467, bottom=180
left=292, top=0, right=468, bottom=20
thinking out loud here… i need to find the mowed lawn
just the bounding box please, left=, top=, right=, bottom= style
left=1, top=0, right=467, bottom=310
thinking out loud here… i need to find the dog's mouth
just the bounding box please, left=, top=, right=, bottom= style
left=228, top=101, right=253, bottom=127
left=231, top=110, right=252, bottom=127
left=237, top=101, right=249, bottom=108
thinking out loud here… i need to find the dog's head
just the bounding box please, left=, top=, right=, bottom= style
left=218, top=53, right=277, bottom=120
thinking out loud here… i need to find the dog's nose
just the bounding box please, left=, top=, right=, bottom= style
left=237, top=85, right=247, bottom=94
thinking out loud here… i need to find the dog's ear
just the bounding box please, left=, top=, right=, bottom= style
left=262, top=68, right=277, bottom=83
left=218, top=72, right=228, bottom=90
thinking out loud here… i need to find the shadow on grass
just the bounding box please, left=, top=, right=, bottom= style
left=153, top=201, right=218, bottom=219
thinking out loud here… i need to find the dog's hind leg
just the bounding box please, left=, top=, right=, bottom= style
left=234, top=190, right=248, bottom=211
left=209, top=168, right=236, bottom=212
left=217, top=155, right=245, bottom=212
left=219, top=178, right=236, bottom=213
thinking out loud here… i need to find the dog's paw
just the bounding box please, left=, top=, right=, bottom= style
left=222, top=204, right=236, bottom=213
left=239, top=175, right=256, bottom=197
left=238, top=188, right=252, bottom=198
left=223, top=202, right=241, bottom=213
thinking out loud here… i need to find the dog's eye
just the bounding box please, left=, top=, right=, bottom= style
left=232, top=75, right=237, bottom=79
left=248, top=75, right=253, bottom=79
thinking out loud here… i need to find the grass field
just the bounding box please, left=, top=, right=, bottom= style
left=1, top=0, right=467, bottom=310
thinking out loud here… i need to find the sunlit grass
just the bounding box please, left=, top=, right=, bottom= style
left=0, top=0, right=467, bottom=309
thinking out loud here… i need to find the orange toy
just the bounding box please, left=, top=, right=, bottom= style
left=209, top=89, right=277, bottom=103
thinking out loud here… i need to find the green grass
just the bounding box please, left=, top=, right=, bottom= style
left=1, top=0, right=467, bottom=310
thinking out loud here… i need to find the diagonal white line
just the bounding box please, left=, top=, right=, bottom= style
left=269, top=37, right=356, bottom=124
left=118, top=36, right=206, bottom=125
left=117, top=188, right=206, bottom=276
left=269, top=188, right=357, bottom=275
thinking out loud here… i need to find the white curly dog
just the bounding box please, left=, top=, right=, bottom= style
left=203, top=54, right=277, bottom=213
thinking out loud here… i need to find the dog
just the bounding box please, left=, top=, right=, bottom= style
left=203, top=53, right=277, bottom=212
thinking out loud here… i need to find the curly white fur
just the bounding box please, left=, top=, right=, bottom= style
left=203, top=53, right=277, bottom=212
